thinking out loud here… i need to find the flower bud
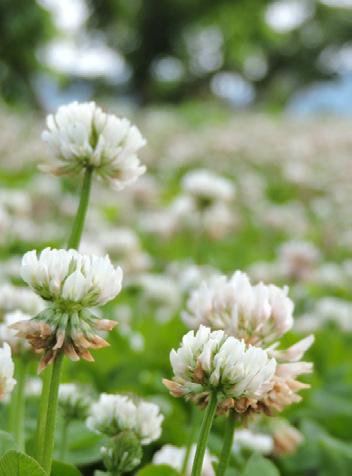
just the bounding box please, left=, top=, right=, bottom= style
left=101, top=431, right=143, bottom=475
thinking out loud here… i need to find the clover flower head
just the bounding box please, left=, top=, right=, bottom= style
left=163, top=325, right=276, bottom=413
left=0, top=343, right=16, bottom=400
left=182, top=169, right=235, bottom=206
left=182, top=271, right=294, bottom=346
left=11, top=248, right=123, bottom=370
left=20, top=248, right=122, bottom=308
left=59, top=383, right=92, bottom=421
left=42, top=101, right=146, bottom=190
left=87, top=393, right=163, bottom=445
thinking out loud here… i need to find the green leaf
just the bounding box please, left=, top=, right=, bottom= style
left=241, top=454, right=280, bottom=476
left=51, top=460, right=82, bottom=475
left=319, top=434, right=352, bottom=476
left=136, top=464, right=180, bottom=476
left=0, top=431, right=18, bottom=458
left=0, top=450, right=46, bottom=476
left=60, top=421, right=102, bottom=466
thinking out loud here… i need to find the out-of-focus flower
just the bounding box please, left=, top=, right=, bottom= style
left=182, top=169, right=235, bottom=206
left=153, top=444, right=216, bottom=476
left=163, top=325, right=276, bottom=413
left=297, top=297, right=352, bottom=332
left=42, top=101, right=146, bottom=190
left=131, top=273, right=180, bottom=322
left=182, top=271, right=294, bottom=346
left=271, top=419, right=303, bottom=456
left=25, top=377, right=42, bottom=397
left=11, top=248, right=122, bottom=370
left=0, top=284, right=44, bottom=318
left=0, top=343, right=16, bottom=400
left=96, top=228, right=152, bottom=275
left=233, top=429, right=274, bottom=455
left=278, top=240, right=320, bottom=281
left=59, top=383, right=92, bottom=421
left=87, top=393, right=163, bottom=445
left=0, top=311, right=31, bottom=354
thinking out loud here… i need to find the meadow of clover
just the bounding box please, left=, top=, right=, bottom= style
left=0, top=101, right=350, bottom=476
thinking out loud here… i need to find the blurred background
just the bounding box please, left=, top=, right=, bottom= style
left=1, top=0, right=352, bottom=114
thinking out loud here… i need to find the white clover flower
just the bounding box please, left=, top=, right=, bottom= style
left=182, top=271, right=294, bottom=346
left=135, top=400, right=164, bottom=444
left=87, top=393, right=164, bottom=445
left=0, top=310, right=31, bottom=354
left=59, top=383, right=91, bottom=421
left=153, top=444, right=216, bottom=476
left=182, top=169, right=235, bottom=204
left=182, top=271, right=314, bottom=415
left=163, top=325, right=276, bottom=412
left=87, top=393, right=163, bottom=445
left=21, top=248, right=122, bottom=307
left=0, top=343, right=16, bottom=400
left=11, top=248, right=123, bottom=370
left=42, top=101, right=146, bottom=190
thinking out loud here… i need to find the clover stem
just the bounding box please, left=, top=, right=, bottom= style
left=9, top=358, right=28, bottom=451
left=181, top=406, right=200, bottom=475
left=41, top=352, right=64, bottom=473
left=217, top=410, right=236, bottom=476
left=67, top=166, right=94, bottom=249
left=59, top=417, right=70, bottom=461
left=191, top=392, right=218, bottom=476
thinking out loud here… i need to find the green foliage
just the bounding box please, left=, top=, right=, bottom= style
left=0, top=450, right=46, bottom=476
left=0, top=431, right=18, bottom=458
left=0, top=0, right=54, bottom=107
left=136, top=464, right=180, bottom=476
left=241, top=454, right=280, bottom=476
left=52, top=460, right=82, bottom=476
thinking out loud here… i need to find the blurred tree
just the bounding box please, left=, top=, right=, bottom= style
left=87, top=0, right=274, bottom=103
left=0, top=0, right=54, bottom=109
left=87, top=0, right=352, bottom=106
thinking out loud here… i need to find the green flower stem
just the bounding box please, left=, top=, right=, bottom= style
left=9, top=358, right=28, bottom=451
left=217, top=410, right=236, bottom=476
left=59, top=417, right=69, bottom=461
left=41, top=352, right=64, bottom=474
left=36, top=365, right=53, bottom=462
left=181, top=406, right=200, bottom=475
left=191, top=393, right=218, bottom=476
left=67, top=166, right=94, bottom=249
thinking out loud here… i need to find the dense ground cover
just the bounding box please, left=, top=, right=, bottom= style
left=0, top=102, right=351, bottom=475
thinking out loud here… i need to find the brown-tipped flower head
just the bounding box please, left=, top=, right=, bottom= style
left=11, top=248, right=123, bottom=371
left=163, top=325, right=276, bottom=414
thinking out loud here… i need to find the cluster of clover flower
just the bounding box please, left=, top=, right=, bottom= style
left=0, top=101, right=313, bottom=476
